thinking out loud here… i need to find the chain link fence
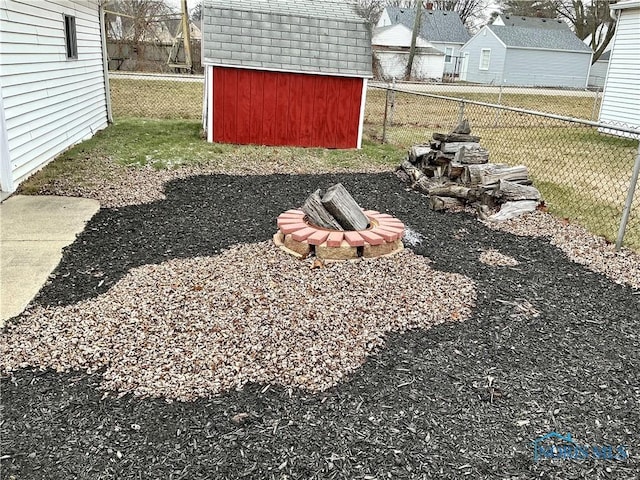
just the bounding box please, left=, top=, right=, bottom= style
left=107, top=73, right=639, bottom=251
left=109, top=72, right=204, bottom=120
left=364, top=85, right=640, bottom=251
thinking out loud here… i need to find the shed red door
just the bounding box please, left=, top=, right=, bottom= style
left=211, top=67, right=363, bottom=149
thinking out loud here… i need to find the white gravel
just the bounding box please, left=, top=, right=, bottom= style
left=478, top=249, right=520, bottom=267
left=484, top=211, right=640, bottom=290
left=1, top=243, right=476, bottom=402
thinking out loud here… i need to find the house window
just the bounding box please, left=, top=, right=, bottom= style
left=479, top=48, right=491, bottom=70
left=445, top=47, right=453, bottom=63
left=64, top=15, right=78, bottom=59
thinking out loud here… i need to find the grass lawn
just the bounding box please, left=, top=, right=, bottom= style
left=17, top=118, right=404, bottom=196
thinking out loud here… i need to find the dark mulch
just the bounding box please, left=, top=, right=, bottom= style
left=2, top=173, right=639, bottom=479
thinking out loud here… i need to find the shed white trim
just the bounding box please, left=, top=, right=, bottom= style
left=357, top=79, right=367, bottom=149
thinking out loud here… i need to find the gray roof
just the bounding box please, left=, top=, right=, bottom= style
left=202, top=0, right=372, bottom=78
left=497, top=15, right=570, bottom=30
left=384, top=7, right=470, bottom=44
left=488, top=25, right=593, bottom=53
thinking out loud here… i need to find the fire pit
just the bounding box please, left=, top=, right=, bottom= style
left=273, top=184, right=405, bottom=261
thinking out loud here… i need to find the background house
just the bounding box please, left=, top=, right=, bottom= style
left=0, top=0, right=111, bottom=198
left=459, top=17, right=593, bottom=88
left=372, top=24, right=445, bottom=81
left=202, top=0, right=372, bottom=149
left=598, top=0, right=640, bottom=133
left=588, top=50, right=610, bottom=88
left=377, top=6, right=470, bottom=77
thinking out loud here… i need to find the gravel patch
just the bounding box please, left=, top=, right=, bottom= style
left=484, top=211, right=640, bottom=290
left=0, top=243, right=475, bottom=401
left=31, top=159, right=393, bottom=209
left=479, top=249, right=520, bottom=267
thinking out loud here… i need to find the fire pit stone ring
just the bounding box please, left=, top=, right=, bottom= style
left=274, top=209, right=405, bottom=260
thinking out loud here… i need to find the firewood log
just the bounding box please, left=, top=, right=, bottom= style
left=409, top=145, right=432, bottom=164
left=321, top=183, right=369, bottom=231
left=429, top=196, right=464, bottom=211
left=441, top=142, right=482, bottom=154
left=486, top=200, right=538, bottom=222
left=428, top=184, right=471, bottom=199
left=496, top=180, right=542, bottom=201
left=432, top=132, right=481, bottom=143
left=302, top=190, right=343, bottom=230
left=454, top=145, right=489, bottom=164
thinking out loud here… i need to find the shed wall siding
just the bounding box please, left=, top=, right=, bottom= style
left=210, top=67, right=363, bottom=149
left=460, top=29, right=506, bottom=84
left=0, top=0, right=108, bottom=188
left=599, top=7, right=640, bottom=129
left=503, top=48, right=591, bottom=87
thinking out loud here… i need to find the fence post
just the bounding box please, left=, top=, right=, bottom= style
left=591, top=88, right=600, bottom=121
left=493, top=83, right=504, bottom=128
left=616, top=141, right=640, bottom=250
left=457, top=100, right=465, bottom=124
left=382, top=87, right=389, bottom=144
left=389, top=78, right=396, bottom=128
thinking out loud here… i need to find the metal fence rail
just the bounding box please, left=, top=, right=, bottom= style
left=364, top=85, right=640, bottom=251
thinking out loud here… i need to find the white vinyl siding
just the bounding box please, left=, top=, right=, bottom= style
left=0, top=0, right=108, bottom=191
left=479, top=49, right=491, bottom=70
left=599, top=5, right=640, bottom=131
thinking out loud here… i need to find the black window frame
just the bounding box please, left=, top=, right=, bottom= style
left=63, top=14, right=78, bottom=59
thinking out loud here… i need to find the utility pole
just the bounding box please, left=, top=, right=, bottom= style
left=405, top=1, right=422, bottom=80
left=181, top=0, right=193, bottom=72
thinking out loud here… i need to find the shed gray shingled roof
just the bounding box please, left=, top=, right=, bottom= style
left=489, top=25, right=593, bottom=52
left=202, top=0, right=372, bottom=78
left=385, top=7, right=470, bottom=44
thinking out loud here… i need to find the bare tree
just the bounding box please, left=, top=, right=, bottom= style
left=432, top=0, right=488, bottom=26
left=190, top=1, right=203, bottom=22
left=493, top=0, right=616, bottom=63
left=553, top=0, right=616, bottom=63
left=498, top=0, right=557, bottom=18
left=354, top=0, right=386, bottom=29
left=105, top=0, right=173, bottom=43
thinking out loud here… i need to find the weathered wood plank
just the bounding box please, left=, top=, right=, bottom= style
left=301, top=189, right=343, bottom=230
left=321, top=183, right=369, bottom=231
left=487, top=200, right=538, bottom=222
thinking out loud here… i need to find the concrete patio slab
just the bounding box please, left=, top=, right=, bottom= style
left=1, top=195, right=100, bottom=326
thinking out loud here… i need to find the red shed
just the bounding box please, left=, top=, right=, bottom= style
left=202, top=0, right=373, bottom=149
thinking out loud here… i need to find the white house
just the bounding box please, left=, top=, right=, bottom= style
left=372, top=24, right=445, bottom=81
left=377, top=6, right=470, bottom=77
left=598, top=0, right=640, bottom=132
left=0, top=0, right=111, bottom=198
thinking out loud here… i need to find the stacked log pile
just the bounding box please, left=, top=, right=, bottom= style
left=396, top=120, right=542, bottom=221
